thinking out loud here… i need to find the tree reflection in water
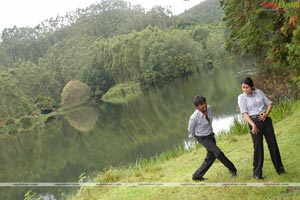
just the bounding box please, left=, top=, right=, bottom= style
left=64, top=104, right=99, bottom=132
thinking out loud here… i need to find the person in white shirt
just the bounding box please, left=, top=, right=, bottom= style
left=238, top=77, right=285, bottom=180
left=188, top=95, right=237, bottom=181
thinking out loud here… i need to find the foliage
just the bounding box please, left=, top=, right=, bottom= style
left=0, top=68, right=35, bottom=119
left=79, top=26, right=204, bottom=93
left=251, top=70, right=299, bottom=103
left=101, top=81, right=142, bottom=103
left=221, top=0, right=300, bottom=71
left=61, top=80, right=93, bottom=108
left=174, top=0, right=224, bottom=28
left=269, top=99, right=294, bottom=123
left=38, top=35, right=96, bottom=85
left=0, top=61, right=61, bottom=120
left=287, top=26, right=300, bottom=68
left=292, top=75, right=300, bottom=89
left=0, top=0, right=174, bottom=66
left=24, top=190, right=41, bottom=200
left=221, top=0, right=300, bottom=104
left=19, top=116, right=34, bottom=129
left=34, top=95, right=57, bottom=112
left=136, top=27, right=202, bottom=90
left=78, top=173, right=87, bottom=183
left=80, top=59, right=115, bottom=100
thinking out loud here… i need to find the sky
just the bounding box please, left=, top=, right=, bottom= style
left=0, top=0, right=203, bottom=33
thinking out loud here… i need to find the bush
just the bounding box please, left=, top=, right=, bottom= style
left=19, top=116, right=33, bottom=129
left=5, top=118, right=15, bottom=125
left=270, top=100, right=293, bottom=123
left=34, top=95, right=57, bottom=113
left=61, top=80, right=93, bottom=108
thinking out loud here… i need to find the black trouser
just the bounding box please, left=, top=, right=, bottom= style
left=249, top=117, right=284, bottom=178
left=193, top=134, right=236, bottom=178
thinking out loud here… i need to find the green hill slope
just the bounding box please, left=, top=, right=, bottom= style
left=70, top=101, right=300, bottom=200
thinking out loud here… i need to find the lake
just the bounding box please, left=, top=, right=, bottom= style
left=0, top=66, right=243, bottom=199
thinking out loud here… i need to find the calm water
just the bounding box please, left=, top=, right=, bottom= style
left=0, top=67, right=243, bottom=199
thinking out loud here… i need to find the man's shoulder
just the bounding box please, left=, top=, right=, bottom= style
left=190, top=109, right=201, bottom=119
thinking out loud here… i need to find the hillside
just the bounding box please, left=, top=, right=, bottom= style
left=177, top=0, right=223, bottom=24
left=70, top=101, right=300, bottom=200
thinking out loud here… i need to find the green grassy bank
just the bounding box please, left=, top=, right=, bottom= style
left=70, top=101, right=300, bottom=200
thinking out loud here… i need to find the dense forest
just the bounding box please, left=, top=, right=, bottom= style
left=1, top=0, right=300, bottom=128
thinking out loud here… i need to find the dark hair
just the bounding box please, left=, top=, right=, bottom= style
left=241, top=77, right=255, bottom=89
left=193, top=95, right=206, bottom=106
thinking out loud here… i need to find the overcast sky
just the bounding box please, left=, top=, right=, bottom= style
left=0, top=0, right=203, bottom=33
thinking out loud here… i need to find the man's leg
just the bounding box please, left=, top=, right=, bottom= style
left=217, top=152, right=237, bottom=176
left=201, top=135, right=236, bottom=172
left=192, top=150, right=216, bottom=179
left=193, top=136, right=217, bottom=179
left=194, top=135, right=236, bottom=179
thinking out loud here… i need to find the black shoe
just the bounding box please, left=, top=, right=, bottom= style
left=229, top=170, right=237, bottom=178
left=192, top=176, right=207, bottom=181
left=277, top=167, right=285, bottom=175
left=253, top=175, right=264, bottom=180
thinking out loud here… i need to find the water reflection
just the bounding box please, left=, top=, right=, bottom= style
left=0, top=67, right=242, bottom=199
left=64, top=104, right=99, bottom=132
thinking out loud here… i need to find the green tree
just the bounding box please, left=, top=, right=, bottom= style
left=221, top=0, right=300, bottom=70
left=0, top=68, right=34, bottom=118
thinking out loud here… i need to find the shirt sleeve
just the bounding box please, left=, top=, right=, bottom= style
left=238, top=94, right=248, bottom=114
left=207, top=105, right=213, bottom=123
left=187, top=115, right=197, bottom=138
left=258, top=89, right=272, bottom=106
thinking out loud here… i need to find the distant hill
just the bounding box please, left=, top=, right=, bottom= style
left=176, top=0, right=223, bottom=25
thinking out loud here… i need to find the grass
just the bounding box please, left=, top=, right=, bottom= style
left=68, top=100, right=300, bottom=200
left=101, top=82, right=143, bottom=104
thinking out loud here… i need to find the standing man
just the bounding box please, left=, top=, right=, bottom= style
left=188, top=95, right=237, bottom=181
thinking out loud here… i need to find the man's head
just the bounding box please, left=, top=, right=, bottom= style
left=193, top=95, right=207, bottom=113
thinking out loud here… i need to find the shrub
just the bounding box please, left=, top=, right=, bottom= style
left=34, top=95, right=57, bottom=113
left=61, top=80, right=93, bottom=108
left=19, top=116, right=33, bottom=129
left=5, top=118, right=15, bottom=125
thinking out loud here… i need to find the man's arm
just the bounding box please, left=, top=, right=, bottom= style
left=187, top=117, right=197, bottom=137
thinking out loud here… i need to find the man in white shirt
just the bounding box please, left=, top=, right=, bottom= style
left=188, top=95, right=237, bottom=181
